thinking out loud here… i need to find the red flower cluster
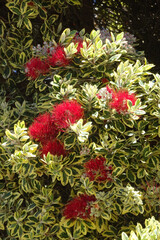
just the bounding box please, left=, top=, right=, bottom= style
left=106, top=85, right=113, bottom=94
left=63, top=194, right=96, bottom=219
left=25, top=46, right=70, bottom=79
left=25, top=35, right=85, bottom=80
left=98, top=85, right=137, bottom=114
left=28, top=112, right=66, bottom=157
left=41, top=139, right=67, bottom=157
left=109, top=89, right=136, bottom=113
left=48, top=45, right=70, bottom=67
left=84, top=157, right=112, bottom=182
left=28, top=113, right=58, bottom=144
left=29, top=100, right=83, bottom=156
left=25, top=57, right=49, bottom=80
left=52, top=100, right=84, bottom=130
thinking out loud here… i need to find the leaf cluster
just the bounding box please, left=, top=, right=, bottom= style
left=0, top=29, right=160, bottom=239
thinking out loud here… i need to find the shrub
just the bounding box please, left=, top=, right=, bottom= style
left=0, top=29, right=160, bottom=239
left=121, top=217, right=160, bottom=240
left=0, top=0, right=81, bottom=102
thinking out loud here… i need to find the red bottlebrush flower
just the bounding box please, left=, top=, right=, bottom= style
left=73, top=38, right=84, bottom=54
left=106, top=85, right=113, bottom=94
left=84, top=157, right=112, bottom=182
left=47, top=45, right=70, bottom=67
left=109, top=89, right=136, bottom=113
left=76, top=40, right=83, bottom=53
left=101, top=78, right=109, bottom=83
left=27, top=1, right=34, bottom=6
left=52, top=100, right=84, bottom=130
left=25, top=57, right=49, bottom=80
left=97, top=85, right=113, bottom=100
left=29, top=112, right=58, bottom=143
left=63, top=194, right=96, bottom=219
left=41, top=139, right=67, bottom=157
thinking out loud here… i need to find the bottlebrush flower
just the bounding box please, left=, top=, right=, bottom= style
left=27, top=1, right=34, bottom=6
left=73, top=38, right=84, bottom=54
left=101, top=78, right=109, bottom=83
left=47, top=45, right=70, bottom=67
left=41, top=139, right=67, bottom=157
left=109, top=89, right=136, bottom=113
left=29, top=112, right=58, bottom=143
left=63, top=194, right=96, bottom=219
left=97, top=85, right=113, bottom=100
left=52, top=100, right=84, bottom=130
left=84, top=157, right=112, bottom=182
left=25, top=57, right=49, bottom=80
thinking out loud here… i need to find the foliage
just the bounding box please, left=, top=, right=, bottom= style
left=0, top=29, right=160, bottom=239
left=121, top=216, right=160, bottom=240
left=0, top=0, right=81, bottom=100
left=0, top=88, right=38, bottom=137
left=93, top=0, right=160, bottom=72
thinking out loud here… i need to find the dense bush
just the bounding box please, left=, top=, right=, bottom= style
left=0, top=29, right=160, bottom=239
left=0, top=0, right=81, bottom=138
left=122, top=216, right=160, bottom=240
left=0, top=0, right=81, bottom=104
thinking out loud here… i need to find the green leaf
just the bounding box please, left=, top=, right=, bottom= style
left=63, top=218, right=76, bottom=228
left=101, top=212, right=111, bottom=220
left=116, top=32, right=124, bottom=41
left=28, top=216, right=39, bottom=223
left=39, top=7, right=47, bottom=19
left=148, top=156, right=159, bottom=168
left=122, top=232, right=129, bottom=240
left=19, top=52, right=26, bottom=64
left=103, top=110, right=111, bottom=119
left=122, top=116, right=134, bottom=128
left=71, top=167, right=81, bottom=176
left=97, top=65, right=106, bottom=72
left=114, top=203, right=122, bottom=214
left=10, top=223, right=19, bottom=236
left=103, top=230, right=116, bottom=237
left=9, top=7, right=21, bottom=15
left=16, top=199, right=24, bottom=210
left=0, top=20, right=5, bottom=38
left=59, top=32, right=66, bottom=44
left=20, top=2, right=28, bottom=14
left=105, top=181, right=113, bottom=188
left=2, top=65, right=11, bottom=79
left=6, top=129, right=17, bottom=140
left=137, top=168, right=146, bottom=178
left=64, top=134, right=76, bottom=149
left=3, top=191, right=12, bottom=199
left=127, top=100, right=133, bottom=108
left=112, top=167, right=125, bottom=177
left=83, top=219, right=96, bottom=230
left=73, top=228, right=82, bottom=239
left=115, top=120, right=126, bottom=133
left=60, top=170, right=69, bottom=186
left=80, top=220, right=87, bottom=235
left=134, top=110, right=146, bottom=115
left=138, top=205, right=144, bottom=214
left=96, top=218, right=104, bottom=233
left=24, top=18, right=32, bottom=31
left=50, top=224, right=59, bottom=235
left=0, top=221, right=5, bottom=230
left=21, top=178, right=32, bottom=193
left=109, top=54, right=121, bottom=62
left=126, top=169, right=136, bottom=182
left=24, top=39, right=33, bottom=48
